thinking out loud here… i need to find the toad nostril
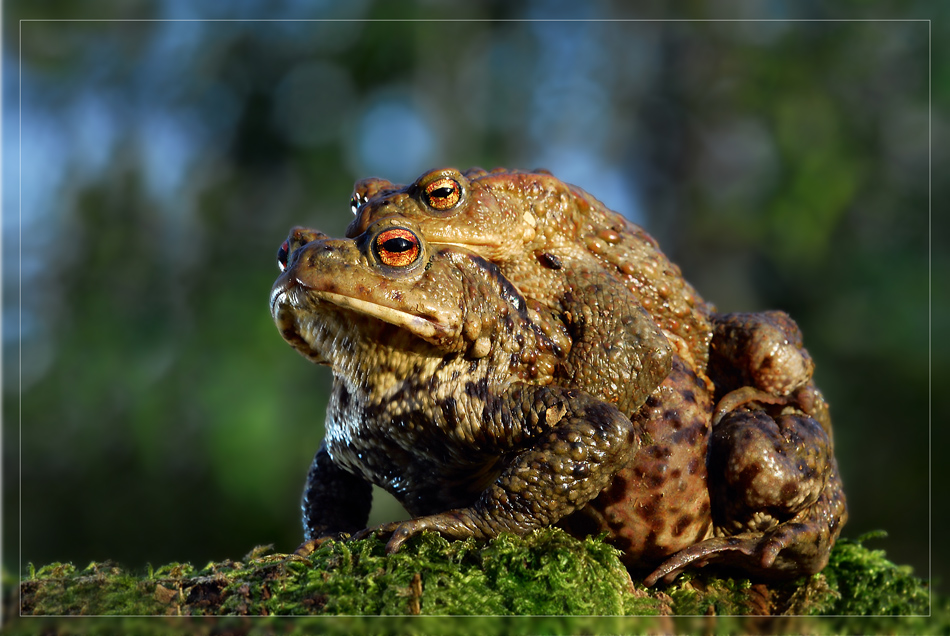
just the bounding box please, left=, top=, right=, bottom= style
left=306, top=244, right=336, bottom=266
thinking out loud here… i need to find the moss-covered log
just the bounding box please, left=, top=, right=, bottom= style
left=8, top=529, right=943, bottom=635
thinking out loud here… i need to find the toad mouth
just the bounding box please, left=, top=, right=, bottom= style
left=271, top=280, right=454, bottom=343
left=311, top=291, right=447, bottom=341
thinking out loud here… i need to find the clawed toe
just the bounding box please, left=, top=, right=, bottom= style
left=293, top=533, right=349, bottom=557
left=643, top=536, right=758, bottom=586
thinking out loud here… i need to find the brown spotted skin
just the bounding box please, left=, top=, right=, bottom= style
left=559, top=357, right=714, bottom=567
left=273, top=167, right=848, bottom=585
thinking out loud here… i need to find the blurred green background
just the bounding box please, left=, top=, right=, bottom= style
left=4, top=1, right=945, bottom=596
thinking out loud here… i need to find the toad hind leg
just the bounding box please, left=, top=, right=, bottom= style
left=355, top=384, right=641, bottom=553
left=645, top=404, right=846, bottom=586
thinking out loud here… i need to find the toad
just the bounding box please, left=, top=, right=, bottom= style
left=273, top=168, right=846, bottom=584
left=347, top=167, right=713, bottom=372
left=271, top=220, right=668, bottom=558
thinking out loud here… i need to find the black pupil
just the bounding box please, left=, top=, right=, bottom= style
left=429, top=186, right=454, bottom=199
left=383, top=237, right=414, bottom=253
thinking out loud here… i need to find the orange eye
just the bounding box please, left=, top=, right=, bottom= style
left=374, top=228, right=421, bottom=268
left=423, top=177, right=461, bottom=210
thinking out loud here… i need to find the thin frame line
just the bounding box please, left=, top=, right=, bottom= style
left=15, top=18, right=934, bottom=23
left=13, top=15, right=935, bottom=620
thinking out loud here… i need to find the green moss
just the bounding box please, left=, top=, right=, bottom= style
left=220, top=528, right=657, bottom=616
left=20, top=560, right=170, bottom=616
left=821, top=531, right=932, bottom=615
left=11, top=528, right=939, bottom=635
left=659, top=533, right=934, bottom=620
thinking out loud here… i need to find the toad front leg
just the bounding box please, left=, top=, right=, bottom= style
left=708, top=311, right=815, bottom=399
left=558, top=269, right=673, bottom=416
left=358, top=384, right=641, bottom=553
left=296, top=441, right=373, bottom=555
